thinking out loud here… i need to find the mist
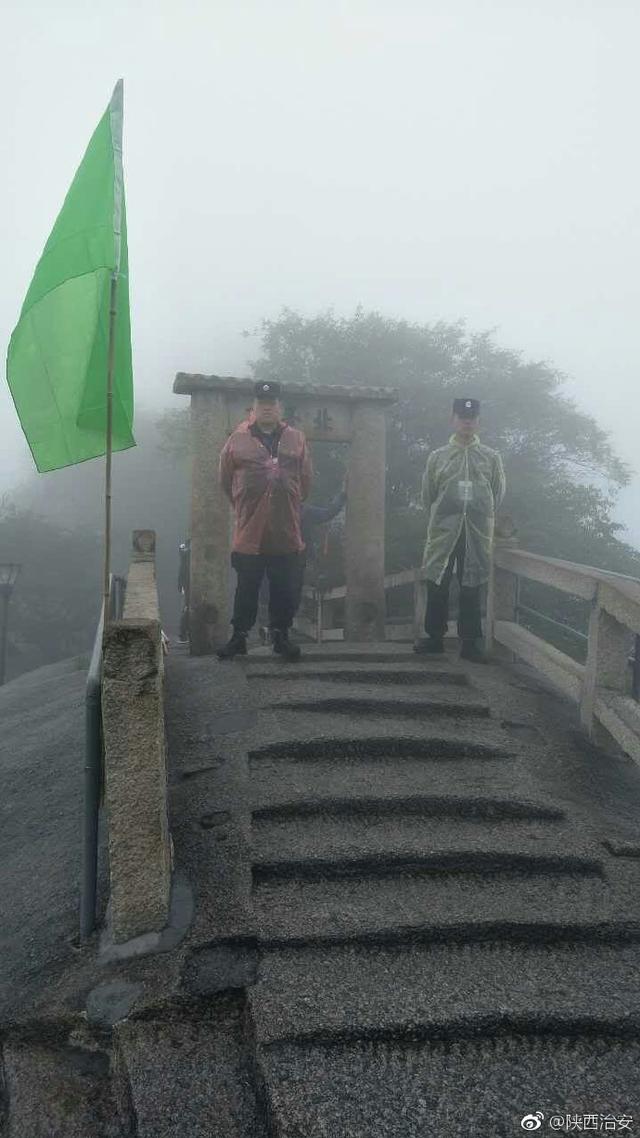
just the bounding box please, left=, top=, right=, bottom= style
left=2, top=0, right=640, bottom=676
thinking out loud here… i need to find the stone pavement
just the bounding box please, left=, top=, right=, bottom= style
left=3, top=641, right=640, bottom=1136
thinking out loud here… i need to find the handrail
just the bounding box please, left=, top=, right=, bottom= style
left=494, top=546, right=640, bottom=617
left=311, top=548, right=640, bottom=624
left=488, top=544, right=640, bottom=761
left=301, top=546, right=640, bottom=618
left=80, top=574, right=126, bottom=941
left=497, top=545, right=640, bottom=587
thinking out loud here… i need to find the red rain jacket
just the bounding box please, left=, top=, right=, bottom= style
left=219, top=420, right=312, bottom=555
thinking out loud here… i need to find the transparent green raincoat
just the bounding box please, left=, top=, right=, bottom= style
left=421, top=436, right=506, bottom=587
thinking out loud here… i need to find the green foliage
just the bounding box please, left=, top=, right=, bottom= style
left=3, top=307, right=638, bottom=682
left=252, top=308, right=639, bottom=577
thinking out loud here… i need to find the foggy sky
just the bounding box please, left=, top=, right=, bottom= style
left=2, top=0, right=639, bottom=542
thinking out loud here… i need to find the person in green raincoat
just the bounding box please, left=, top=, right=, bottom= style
left=414, top=398, right=506, bottom=662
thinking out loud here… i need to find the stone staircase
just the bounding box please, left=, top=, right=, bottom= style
left=244, top=646, right=640, bottom=1135
left=4, top=644, right=640, bottom=1137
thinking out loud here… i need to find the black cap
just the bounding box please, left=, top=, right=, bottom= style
left=253, top=380, right=282, bottom=401
left=453, top=397, right=480, bottom=418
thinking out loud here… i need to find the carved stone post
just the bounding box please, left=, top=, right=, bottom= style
left=345, top=402, right=386, bottom=641
left=580, top=587, right=634, bottom=735
left=485, top=535, right=519, bottom=653
left=190, top=389, right=230, bottom=653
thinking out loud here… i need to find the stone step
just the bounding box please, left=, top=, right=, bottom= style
left=114, top=996, right=267, bottom=1137
left=249, top=733, right=510, bottom=766
left=250, top=815, right=596, bottom=882
left=252, top=793, right=565, bottom=823
left=252, top=941, right=640, bottom=1045
left=2, top=1041, right=125, bottom=1138
left=250, top=756, right=531, bottom=818
left=246, top=666, right=470, bottom=687
left=243, top=646, right=422, bottom=665
left=258, top=1037, right=640, bottom=1136
left=253, top=871, right=610, bottom=944
left=253, top=849, right=602, bottom=887
left=251, top=715, right=509, bottom=754
left=270, top=692, right=491, bottom=721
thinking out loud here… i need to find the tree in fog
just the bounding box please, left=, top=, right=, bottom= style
left=250, top=308, right=639, bottom=579
left=4, top=308, right=639, bottom=679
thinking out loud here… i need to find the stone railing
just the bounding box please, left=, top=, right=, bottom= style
left=295, top=544, right=640, bottom=763
left=487, top=543, right=640, bottom=763
left=295, top=567, right=432, bottom=644
left=101, top=531, right=172, bottom=943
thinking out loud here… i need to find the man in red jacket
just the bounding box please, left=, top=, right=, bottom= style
left=217, top=380, right=312, bottom=661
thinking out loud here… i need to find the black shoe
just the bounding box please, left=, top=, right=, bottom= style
left=216, top=632, right=248, bottom=660
left=272, top=629, right=301, bottom=662
left=460, top=639, right=488, bottom=664
left=413, top=637, right=445, bottom=655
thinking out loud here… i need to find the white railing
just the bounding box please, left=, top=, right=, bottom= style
left=295, top=565, right=432, bottom=645
left=294, top=541, right=640, bottom=763
left=487, top=541, right=640, bottom=763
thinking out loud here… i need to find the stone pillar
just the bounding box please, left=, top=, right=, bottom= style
left=580, top=589, right=634, bottom=735
left=190, top=390, right=230, bottom=654
left=485, top=538, right=519, bottom=653
left=345, top=402, right=386, bottom=641
left=102, top=618, right=171, bottom=942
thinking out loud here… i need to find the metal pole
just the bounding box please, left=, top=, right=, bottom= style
left=0, top=590, right=10, bottom=686
left=103, top=272, right=118, bottom=626
left=81, top=599, right=106, bottom=940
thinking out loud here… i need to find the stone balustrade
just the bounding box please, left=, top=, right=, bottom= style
left=101, top=531, right=172, bottom=943
left=487, top=543, right=640, bottom=763
left=297, top=543, right=640, bottom=764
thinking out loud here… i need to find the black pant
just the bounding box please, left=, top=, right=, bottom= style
left=425, top=528, right=482, bottom=642
left=231, top=552, right=301, bottom=634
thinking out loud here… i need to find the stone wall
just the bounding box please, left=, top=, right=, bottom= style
left=101, top=531, right=172, bottom=943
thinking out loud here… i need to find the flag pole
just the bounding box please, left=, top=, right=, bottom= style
left=103, top=78, right=124, bottom=626
left=103, top=271, right=118, bottom=623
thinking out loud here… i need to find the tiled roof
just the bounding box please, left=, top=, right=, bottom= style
left=173, top=374, right=399, bottom=402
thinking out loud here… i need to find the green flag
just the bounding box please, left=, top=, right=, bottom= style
left=6, top=80, right=135, bottom=473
